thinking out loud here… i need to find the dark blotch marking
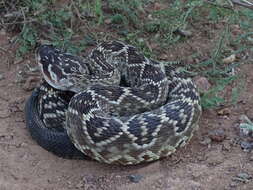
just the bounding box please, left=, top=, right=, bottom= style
left=127, top=114, right=161, bottom=146
left=127, top=46, right=146, bottom=64
left=100, top=41, right=125, bottom=52
left=86, top=117, right=122, bottom=144
left=164, top=101, right=193, bottom=133
left=131, top=84, right=159, bottom=102
left=91, top=85, right=125, bottom=102
left=141, top=65, right=166, bottom=83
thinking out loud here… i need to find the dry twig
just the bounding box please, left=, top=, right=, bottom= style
left=205, top=0, right=253, bottom=9
left=232, top=0, right=253, bottom=9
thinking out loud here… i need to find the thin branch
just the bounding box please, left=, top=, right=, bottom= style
left=204, top=0, right=234, bottom=10
left=4, top=11, right=23, bottom=18
left=1, top=19, right=37, bottom=26
left=232, top=0, right=253, bottom=9
left=70, top=0, right=92, bottom=34
left=205, top=0, right=253, bottom=10
left=0, top=47, right=9, bottom=53
left=0, top=114, right=10, bottom=119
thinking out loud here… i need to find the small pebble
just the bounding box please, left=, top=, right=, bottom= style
left=104, top=18, right=112, bottom=24
left=137, top=38, right=144, bottom=43
left=249, top=154, right=253, bottom=161
left=19, top=142, right=27, bottom=147
left=229, top=182, right=238, bottom=187
left=153, top=2, right=167, bottom=10
left=237, top=173, right=252, bottom=180
left=232, top=172, right=252, bottom=183
left=174, top=29, right=193, bottom=37
left=217, top=108, right=231, bottom=116
left=239, top=115, right=253, bottom=137
left=128, top=174, right=143, bottom=183
left=0, top=29, right=6, bottom=35
left=209, top=129, right=226, bottom=142
left=239, top=126, right=253, bottom=137
left=193, top=76, right=211, bottom=93
left=0, top=74, right=4, bottom=80
left=239, top=114, right=252, bottom=123
left=240, top=141, right=253, bottom=152
left=222, top=141, right=231, bottom=151
left=199, top=136, right=212, bottom=146
left=222, top=54, right=236, bottom=64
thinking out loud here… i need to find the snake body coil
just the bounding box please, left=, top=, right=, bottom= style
left=26, top=41, right=201, bottom=165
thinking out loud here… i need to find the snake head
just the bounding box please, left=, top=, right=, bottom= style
left=36, top=45, right=90, bottom=92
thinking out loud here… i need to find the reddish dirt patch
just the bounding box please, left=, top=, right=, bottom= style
left=0, top=31, right=253, bottom=190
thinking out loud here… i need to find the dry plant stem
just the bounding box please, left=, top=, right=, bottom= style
left=4, top=11, right=23, bottom=18
left=205, top=0, right=253, bottom=9
left=1, top=19, right=37, bottom=26
left=0, top=142, right=20, bottom=147
left=232, top=0, right=253, bottom=9
left=0, top=47, right=9, bottom=53
left=70, top=0, right=93, bottom=35
left=0, top=115, right=10, bottom=119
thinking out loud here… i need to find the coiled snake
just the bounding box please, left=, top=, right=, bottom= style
left=25, top=41, right=201, bottom=165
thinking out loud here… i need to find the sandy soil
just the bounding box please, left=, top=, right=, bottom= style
left=0, top=30, right=253, bottom=190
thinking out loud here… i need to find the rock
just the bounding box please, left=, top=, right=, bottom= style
left=20, top=142, right=27, bottom=147
left=222, top=54, right=236, bottom=64
left=0, top=74, right=4, bottom=80
left=237, top=173, right=252, bottom=180
left=104, top=18, right=112, bottom=24
left=232, top=172, right=252, bottom=183
left=239, top=114, right=252, bottom=123
left=239, top=114, right=253, bottom=138
left=240, top=141, right=253, bottom=152
left=209, top=129, right=226, bottom=142
left=199, top=136, right=212, bottom=146
left=174, top=29, right=193, bottom=37
left=217, top=108, right=231, bottom=116
left=222, top=141, right=231, bottom=151
left=153, top=2, right=167, bottom=10
left=128, top=174, right=143, bottom=183
left=229, top=182, right=238, bottom=187
left=239, top=126, right=253, bottom=138
left=193, top=76, right=211, bottom=93
left=0, top=29, right=6, bottom=35
left=137, top=38, right=144, bottom=43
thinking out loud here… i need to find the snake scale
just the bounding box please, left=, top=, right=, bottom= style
left=25, top=41, right=201, bottom=165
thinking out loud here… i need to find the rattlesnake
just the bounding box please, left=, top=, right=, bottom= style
left=25, top=41, right=201, bottom=165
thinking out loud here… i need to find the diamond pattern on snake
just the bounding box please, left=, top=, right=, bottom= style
left=25, top=41, right=201, bottom=165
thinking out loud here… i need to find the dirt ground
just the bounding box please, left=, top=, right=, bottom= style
left=0, top=30, right=253, bottom=190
